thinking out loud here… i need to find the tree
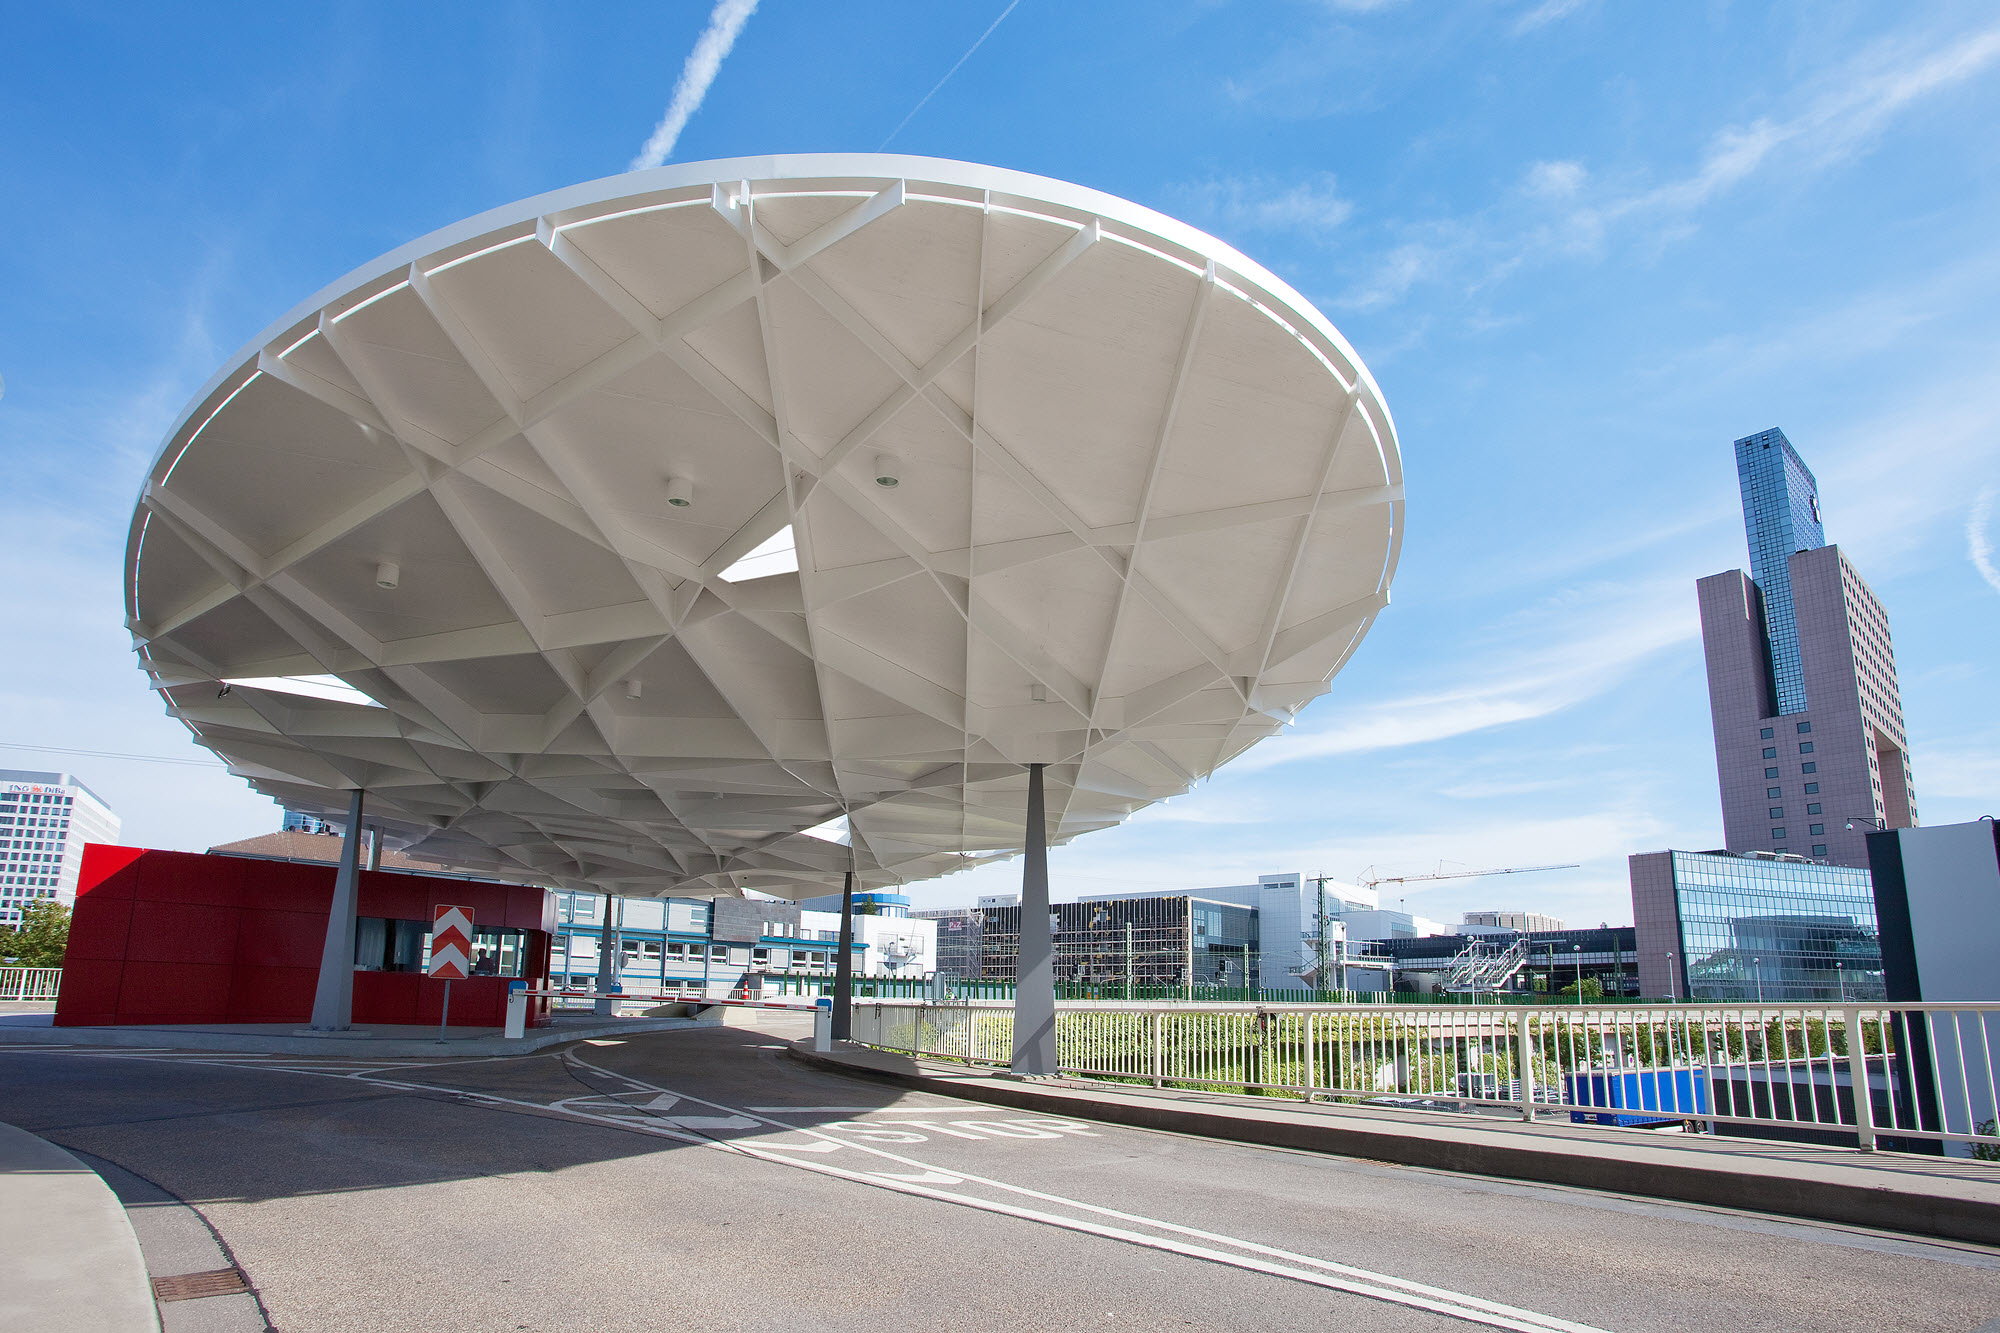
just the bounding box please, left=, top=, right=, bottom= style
left=1557, top=975, right=1603, bottom=1001
left=0, top=901, right=70, bottom=969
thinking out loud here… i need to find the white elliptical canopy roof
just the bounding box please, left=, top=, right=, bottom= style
left=126, top=155, right=1402, bottom=900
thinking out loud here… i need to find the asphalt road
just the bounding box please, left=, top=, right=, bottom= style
left=2, top=1016, right=1997, bottom=1333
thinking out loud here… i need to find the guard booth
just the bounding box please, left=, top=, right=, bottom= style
left=55, top=845, right=555, bottom=1029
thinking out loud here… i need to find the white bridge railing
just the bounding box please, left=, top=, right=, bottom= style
left=851, top=999, right=2000, bottom=1157
left=0, top=968, right=61, bottom=1002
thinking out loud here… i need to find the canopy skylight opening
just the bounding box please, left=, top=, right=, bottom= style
left=222, top=675, right=384, bottom=708
left=718, top=526, right=798, bottom=582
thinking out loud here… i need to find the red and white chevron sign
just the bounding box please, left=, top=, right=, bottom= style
left=429, top=904, right=474, bottom=980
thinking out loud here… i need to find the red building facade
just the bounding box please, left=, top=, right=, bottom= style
left=56, top=845, right=554, bottom=1029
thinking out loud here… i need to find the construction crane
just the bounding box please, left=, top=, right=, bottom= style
left=1358, top=862, right=1579, bottom=890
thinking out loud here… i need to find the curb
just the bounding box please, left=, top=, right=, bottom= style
left=0, top=1121, right=159, bottom=1332
left=0, top=1015, right=696, bottom=1058
left=789, top=1044, right=2000, bottom=1247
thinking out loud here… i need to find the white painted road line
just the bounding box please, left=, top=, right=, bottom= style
left=559, top=1052, right=1612, bottom=1333
left=28, top=1043, right=1612, bottom=1332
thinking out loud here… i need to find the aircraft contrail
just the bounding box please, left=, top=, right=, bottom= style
left=880, top=1, right=1023, bottom=150
left=631, top=0, right=760, bottom=171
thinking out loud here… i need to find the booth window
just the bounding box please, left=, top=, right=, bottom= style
left=353, top=919, right=528, bottom=977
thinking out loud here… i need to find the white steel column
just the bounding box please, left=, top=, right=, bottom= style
left=309, top=789, right=366, bottom=1031
left=594, top=895, right=622, bottom=1016
left=1011, top=763, right=1057, bottom=1075
left=831, top=869, right=856, bottom=1040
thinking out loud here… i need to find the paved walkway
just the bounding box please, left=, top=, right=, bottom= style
left=794, top=1039, right=2000, bottom=1246
left=0, top=1119, right=158, bottom=1332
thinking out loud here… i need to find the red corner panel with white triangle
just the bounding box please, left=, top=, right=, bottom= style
left=428, top=904, right=474, bottom=980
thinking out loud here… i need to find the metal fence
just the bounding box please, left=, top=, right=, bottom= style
left=851, top=999, right=2000, bottom=1157
left=0, top=968, right=61, bottom=1002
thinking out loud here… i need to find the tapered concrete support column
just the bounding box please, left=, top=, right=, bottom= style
left=309, top=789, right=366, bottom=1031
left=1011, top=763, right=1056, bottom=1075
left=594, top=895, right=622, bottom=1016
left=831, top=870, right=856, bottom=1040
left=365, top=829, right=381, bottom=872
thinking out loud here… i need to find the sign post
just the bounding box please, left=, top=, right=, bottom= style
left=429, top=905, right=474, bottom=1043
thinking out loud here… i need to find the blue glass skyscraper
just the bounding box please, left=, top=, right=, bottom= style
left=1734, top=428, right=1825, bottom=714
left=1695, top=428, right=1915, bottom=870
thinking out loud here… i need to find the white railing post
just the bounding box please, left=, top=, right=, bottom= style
left=1845, top=1005, right=1876, bottom=1152
left=1516, top=1011, right=1536, bottom=1122
left=1150, top=1011, right=1164, bottom=1087
left=1303, top=1012, right=1316, bottom=1097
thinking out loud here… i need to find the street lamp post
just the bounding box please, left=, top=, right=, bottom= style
left=1752, top=955, right=1764, bottom=1005
left=1572, top=943, right=1583, bottom=1004
left=1665, top=951, right=1677, bottom=1001
left=1836, top=960, right=1847, bottom=1001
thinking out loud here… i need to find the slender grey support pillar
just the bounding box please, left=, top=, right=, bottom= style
left=309, top=790, right=366, bottom=1031
left=365, top=828, right=381, bottom=872
left=831, top=869, right=856, bottom=1040
left=594, top=894, right=621, bottom=1016
left=1011, top=763, right=1057, bottom=1075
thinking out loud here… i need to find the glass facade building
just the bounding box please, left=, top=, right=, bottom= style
left=1734, top=428, right=1826, bottom=714
left=1634, top=850, right=1884, bottom=1002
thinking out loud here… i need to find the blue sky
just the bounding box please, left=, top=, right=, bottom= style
left=3, top=1, right=1996, bottom=928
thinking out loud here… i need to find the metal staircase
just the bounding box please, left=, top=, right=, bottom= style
left=1440, top=937, right=1530, bottom=994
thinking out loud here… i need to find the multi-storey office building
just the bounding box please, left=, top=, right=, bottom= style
left=551, top=890, right=934, bottom=995
left=1697, top=429, right=1916, bottom=868
left=911, top=906, right=983, bottom=979
left=1628, top=848, right=1884, bottom=1002
left=975, top=895, right=1260, bottom=987
left=0, top=771, right=121, bottom=926
left=1081, top=872, right=1447, bottom=984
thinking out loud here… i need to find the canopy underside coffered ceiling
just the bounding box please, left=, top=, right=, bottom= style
left=126, top=156, right=1402, bottom=900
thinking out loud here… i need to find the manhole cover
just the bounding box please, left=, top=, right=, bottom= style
left=153, top=1267, right=251, bottom=1302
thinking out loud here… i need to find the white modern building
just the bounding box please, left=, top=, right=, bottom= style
left=1076, top=870, right=1450, bottom=992
left=552, top=889, right=935, bottom=997
left=0, top=771, right=122, bottom=926
left=1458, top=909, right=1566, bottom=934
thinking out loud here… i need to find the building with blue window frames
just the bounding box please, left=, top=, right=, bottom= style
left=550, top=890, right=935, bottom=1000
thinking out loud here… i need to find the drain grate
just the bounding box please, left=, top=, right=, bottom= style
left=153, top=1267, right=251, bottom=1302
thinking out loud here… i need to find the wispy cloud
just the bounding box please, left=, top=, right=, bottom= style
left=1237, top=578, right=1698, bottom=770
left=1334, top=22, right=2000, bottom=310
left=1600, top=24, right=2000, bottom=224
left=1972, top=487, right=2000, bottom=596
left=629, top=0, right=760, bottom=172
left=1177, top=173, right=1354, bottom=241
left=1513, top=0, right=1593, bottom=36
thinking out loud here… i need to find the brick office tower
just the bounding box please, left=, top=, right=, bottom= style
left=1696, top=429, right=1917, bottom=869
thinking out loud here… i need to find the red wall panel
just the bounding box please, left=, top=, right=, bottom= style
left=56, top=847, right=552, bottom=1030
left=64, top=895, right=134, bottom=963
left=115, top=961, right=235, bottom=1024
left=226, top=965, right=318, bottom=1023
left=124, top=901, right=241, bottom=965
